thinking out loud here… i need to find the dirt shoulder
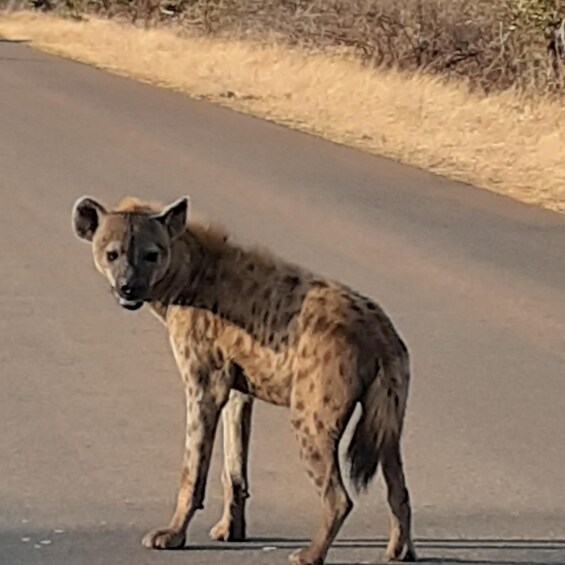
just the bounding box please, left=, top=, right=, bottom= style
left=1, top=11, right=563, bottom=213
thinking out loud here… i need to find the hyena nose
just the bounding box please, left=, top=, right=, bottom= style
left=118, top=280, right=133, bottom=297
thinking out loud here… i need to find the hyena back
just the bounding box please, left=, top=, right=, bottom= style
left=72, top=195, right=416, bottom=564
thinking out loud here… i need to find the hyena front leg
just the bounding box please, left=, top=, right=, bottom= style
left=210, top=389, right=254, bottom=542
left=142, top=363, right=230, bottom=550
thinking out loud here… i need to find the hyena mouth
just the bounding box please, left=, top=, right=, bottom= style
left=118, top=297, right=144, bottom=311
left=112, top=290, right=145, bottom=311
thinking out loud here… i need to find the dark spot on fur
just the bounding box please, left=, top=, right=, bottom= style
left=283, top=275, right=301, bottom=292
left=247, top=280, right=259, bottom=294
left=295, top=400, right=305, bottom=411
left=339, top=360, right=350, bottom=379
left=292, top=417, right=303, bottom=430
left=315, top=477, right=324, bottom=488
left=213, top=347, right=224, bottom=369
left=323, top=394, right=331, bottom=406
left=374, top=358, right=381, bottom=377
left=302, top=313, right=314, bottom=328
left=313, top=317, right=329, bottom=333
left=330, top=323, right=346, bottom=338
left=296, top=370, right=308, bottom=381
left=196, top=367, right=208, bottom=386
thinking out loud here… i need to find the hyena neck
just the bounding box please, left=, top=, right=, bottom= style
left=148, top=223, right=311, bottom=344
left=149, top=226, right=219, bottom=312
left=148, top=224, right=250, bottom=316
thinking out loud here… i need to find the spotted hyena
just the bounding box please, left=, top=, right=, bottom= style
left=72, top=195, right=417, bottom=564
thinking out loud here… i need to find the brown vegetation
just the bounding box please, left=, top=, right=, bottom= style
left=0, top=4, right=564, bottom=213
left=5, top=0, right=565, bottom=94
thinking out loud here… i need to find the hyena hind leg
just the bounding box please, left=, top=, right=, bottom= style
left=289, top=398, right=356, bottom=565
left=382, top=440, right=417, bottom=562
left=210, top=390, right=254, bottom=542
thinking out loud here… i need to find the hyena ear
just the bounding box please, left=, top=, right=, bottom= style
left=154, top=196, right=190, bottom=239
left=72, top=196, right=107, bottom=242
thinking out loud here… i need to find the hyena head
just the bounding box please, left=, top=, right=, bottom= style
left=72, top=196, right=190, bottom=311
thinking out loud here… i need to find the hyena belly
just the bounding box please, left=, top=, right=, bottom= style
left=222, top=331, right=295, bottom=407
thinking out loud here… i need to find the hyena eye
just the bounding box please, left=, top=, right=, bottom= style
left=106, top=250, right=119, bottom=262
left=144, top=251, right=159, bottom=263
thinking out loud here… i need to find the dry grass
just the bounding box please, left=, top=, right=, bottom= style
left=1, top=11, right=564, bottom=212
left=8, top=0, right=565, bottom=94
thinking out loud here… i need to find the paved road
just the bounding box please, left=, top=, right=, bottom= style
left=1, top=38, right=564, bottom=565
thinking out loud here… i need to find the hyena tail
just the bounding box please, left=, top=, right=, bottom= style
left=346, top=351, right=410, bottom=493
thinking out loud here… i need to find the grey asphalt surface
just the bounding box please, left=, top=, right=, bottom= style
left=1, top=38, right=564, bottom=565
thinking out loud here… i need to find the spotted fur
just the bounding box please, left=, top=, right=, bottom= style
left=72, top=195, right=417, bottom=564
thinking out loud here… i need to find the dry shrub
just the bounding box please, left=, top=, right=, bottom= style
left=0, top=12, right=564, bottom=212
left=3, top=0, right=564, bottom=94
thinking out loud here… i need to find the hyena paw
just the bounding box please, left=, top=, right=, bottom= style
left=289, top=547, right=324, bottom=565
left=209, top=519, right=230, bottom=542
left=209, top=518, right=246, bottom=542
left=142, top=528, right=186, bottom=549
left=385, top=542, right=417, bottom=562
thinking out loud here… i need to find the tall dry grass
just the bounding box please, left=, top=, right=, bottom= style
left=0, top=12, right=564, bottom=212
left=6, top=0, right=565, bottom=94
